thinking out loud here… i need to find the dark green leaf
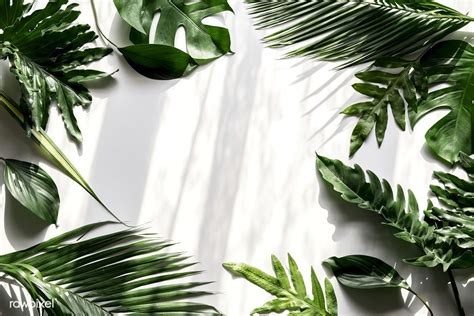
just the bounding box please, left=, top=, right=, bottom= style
left=3, top=159, right=59, bottom=225
left=0, top=93, right=124, bottom=225
left=0, top=223, right=218, bottom=314
left=114, top=0, right=233, bottom=79
left=0, top=0, right=112, bottom=142
left=411, top=40, right=474, bottom=163
left=316, top=154, right=474, bottom=270
left=223, top=254, right=337, bottom=315
left=324, top=255, right=409, bottom=290
left=343, top=57, right=422, bottom=156
left=119, top=44, right=197, bottom=80
left=246, top=0, right=469, bottom=67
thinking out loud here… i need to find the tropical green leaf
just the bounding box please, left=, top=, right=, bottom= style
left=0, top=0, right=112, bottom=142
left=0, top=93, right=124, bottom=224
left=0, top=222, right=219, bottom=315
left=2, top=158, right=60, bottom=225
left=324, top=255, right=433, bottom=315
left=410, top=40, right=474, bottom=163
left=346, top=40, right=474, bottom=161
left=245, top=0, right=471, bottom=67
left=113, top=0, right=233, bottom=79
left=315, top=154, right=474, bottom=271
left=342, top=57, right=426, bottom=156
left=425, top=152, right=474, bottom=250
left=223, top=254, right=337, bottom=315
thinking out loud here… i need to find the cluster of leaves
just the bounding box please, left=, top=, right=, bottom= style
left=113, top=0, right=233, bottom=79
left=0, top=222, right=219, bottom=315
left=0, top=0, right=113, bottom=143
left=316, top=153, right=474, bottom=271
left=224, top=254, right=337, bottom=315
left=345, top=40, right=474, bottom=163
left=246, top=0, right=474, bottom=164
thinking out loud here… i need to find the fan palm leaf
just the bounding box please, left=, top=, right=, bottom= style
left=0, top=222, right=219, bottom=315
left=246, top=0, right=473, bottom=67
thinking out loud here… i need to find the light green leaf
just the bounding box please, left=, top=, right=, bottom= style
left=223, top=254, right=337, bottom=315
left=3, top=159, right=59, bottom=225
left=0, top=223, right=218, bottom=314
left=114, top=0, right=233, bottom=79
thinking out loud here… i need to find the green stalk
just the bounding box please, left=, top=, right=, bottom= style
left=0, top=92, right=126, bottom=226
left=448, top=269, right=465, bottom=316
left=407, top=289, right=434, bottom=316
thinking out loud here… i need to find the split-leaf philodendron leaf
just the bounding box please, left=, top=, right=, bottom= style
left=2, top=159, right=60, bottom=225
left=245, top=0, right=471, bottom=68
left=0, top=0, right=112, bottom=143
left=0, top=222, right=219, bottom=315
left=223, top=254, right=337, bottom=315
left=316, top=154, right=474, bottom=271
left=344, top=40, right=474, bottom=163
left=114, top=0, right=233, bottom=80
left=324, top=255, right=433, bottom=315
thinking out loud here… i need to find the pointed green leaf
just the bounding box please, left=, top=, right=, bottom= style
left=271, top=254, right=291, bottom=290
left=3, top=159, right=59, bottom=225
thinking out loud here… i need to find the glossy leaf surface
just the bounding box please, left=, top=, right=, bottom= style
left=3, top=159, right=60, bottom=225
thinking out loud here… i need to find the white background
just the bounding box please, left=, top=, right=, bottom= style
left=1, top=1, right=474, bottom=315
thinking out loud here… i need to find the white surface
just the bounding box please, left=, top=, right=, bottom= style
left=1, top=1, right=474, bottom=315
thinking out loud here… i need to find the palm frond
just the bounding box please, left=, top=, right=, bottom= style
left=0, top=222, right=219, bottom=315
left=246, top=0, right=472, bottom=67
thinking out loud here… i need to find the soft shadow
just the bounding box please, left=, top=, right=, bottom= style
left=4, top=189, right=49, bottom=251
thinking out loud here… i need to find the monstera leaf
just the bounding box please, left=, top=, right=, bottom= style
left=344, top=40, right=474, bottom=163
left=411, top=40, right=474, bottom=164
left=0, top=0, right=113, bottom=142
left=223, top=254, right=337, bottom=315
left=0, top=222, right=218, bottom=315
left=316, top=154, right=474, bottom=271
left=114, top=0, right=233, bottom=79
left=246, top=0, right=471, bottom=67
left=324, top=255, right=433, bottom=315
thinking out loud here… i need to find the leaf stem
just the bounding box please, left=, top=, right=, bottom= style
left=407, top=288, right=433, bottom=316
left=89, top=0, right=119, bottom=49
left=448, top=269, right=465, bottom=316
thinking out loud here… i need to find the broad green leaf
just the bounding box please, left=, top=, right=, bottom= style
left=114, top=0, right=233, bottom=79
left=119, top=44, right=197, bottom=80
left=411, top=40, right=474, bottom=164
left=246, top=0, right=470, bottom=67
left=223, top=254, right=337, bottom=315
left=324, top=255, right=431, bottom=315
left=324, top=255, right=409, bottom=290
left=3, top=159, right=60, bottom=225
left=0, top=93, right=123, bottom=224
left=316, top=154, right=474, bottom=271
left=0, top=223, right=218, bottom=314
left=0, top=0, right=112, bottom=142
